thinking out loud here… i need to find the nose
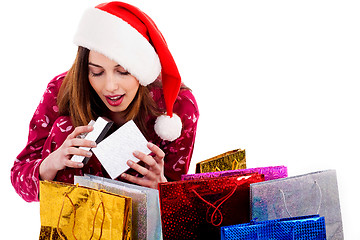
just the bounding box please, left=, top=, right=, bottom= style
left=104, top=73, right=119, bottom=92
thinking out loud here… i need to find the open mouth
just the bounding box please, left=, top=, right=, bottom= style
left=105, top=94, right=124, bottom=106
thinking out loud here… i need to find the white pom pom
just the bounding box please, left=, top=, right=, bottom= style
left=154, top=114, right=182, bottom=141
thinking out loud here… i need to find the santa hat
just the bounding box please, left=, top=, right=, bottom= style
left=74, top=1, right=182, bottom=141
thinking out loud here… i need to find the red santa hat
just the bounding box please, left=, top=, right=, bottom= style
left=73, top=1, right=182, bottom=141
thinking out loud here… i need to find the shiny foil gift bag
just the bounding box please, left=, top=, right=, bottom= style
left=251, top=170, right=343, bottom=239
left=159, top=174, right=264, bottom=240
left=183, top=165, right=287, bottom=181
left=220, top=215, right=326, bottom=240
left=39, top=180, right=132, bottom=240
left=195, top=149, right=246, bottom=173
left=74, top=174, right=162, bottom=240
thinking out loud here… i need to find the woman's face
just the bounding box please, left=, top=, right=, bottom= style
left=88, top=51, right=140, bottom=113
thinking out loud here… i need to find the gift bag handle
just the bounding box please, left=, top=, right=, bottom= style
left=214, top=159, right=240, bottom=172
left=191, top=184, right=238, bottom=226
left=279, top=180, right=322, bottom=218
left=232, top=159, right=240, bottom=170
left=57, top=192, right=77, bottom=240
left=89, top=196, right=105, bottom=240
left=57, top=191, right=106, bottom=240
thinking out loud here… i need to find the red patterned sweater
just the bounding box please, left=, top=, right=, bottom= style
left=11, top=72, right=199, bottom=202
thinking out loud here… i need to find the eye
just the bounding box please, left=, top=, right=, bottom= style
left=116, top=65, right=129, bottom=75
left=90, top=71, right=104, bottom=77
left=117, top=70, right=130, bottom=75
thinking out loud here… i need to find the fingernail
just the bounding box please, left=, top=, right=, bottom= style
left=121, top=173, right=126, bottom=179
left=133, top=151, right=140, bottom=157
left=86, top=152, right=92, bottom=157
left=78, top=163, right=84, bottom=167
left=147, top=142, right=154, bottom=148
left=87, top=125, right=93, bottom=131
left=91, top=142, right=97, bottom=147
left=127, top=160, right=133, bottom=166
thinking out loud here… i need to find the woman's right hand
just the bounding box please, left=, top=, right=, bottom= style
left=39, top=125, right=97, bottom=181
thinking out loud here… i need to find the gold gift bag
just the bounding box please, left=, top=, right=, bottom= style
left=39, top=181, right=132, bottom=240
left=195, top=149, right=246, bottom=173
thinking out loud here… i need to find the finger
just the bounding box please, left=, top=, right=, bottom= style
left=68, top=125, right=94, bottom=139
left=64, top=159, right=84, bottom=168
left=121, top=173, right=151, bottom=188
left=133, top=151, right=157, bottom=169
left=66, top=138, right=97, bottom=148
left=67, top=147, right=93, bottom=158
left=127, top=160, right=155, bottom=178
left=147, top=142, right=165, bottom=163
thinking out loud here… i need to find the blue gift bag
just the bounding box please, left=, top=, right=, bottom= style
left=221, top=215, right=326, bottom=240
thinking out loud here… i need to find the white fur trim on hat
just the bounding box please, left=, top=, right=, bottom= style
left=73, top=8, right=161, bottom=86
left=154, top=114, right=182, bottom=141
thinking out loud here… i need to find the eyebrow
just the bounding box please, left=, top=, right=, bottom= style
left=88, top=62, right=121, bottom=68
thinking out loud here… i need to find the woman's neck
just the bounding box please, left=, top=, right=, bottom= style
left=107, top=111, right=127, bottom=127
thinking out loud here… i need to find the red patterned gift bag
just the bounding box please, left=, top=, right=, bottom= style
left=159, top=174, right=264, bottom=240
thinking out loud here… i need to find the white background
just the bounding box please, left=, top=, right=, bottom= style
left=1, top=0, right=359, bottom=238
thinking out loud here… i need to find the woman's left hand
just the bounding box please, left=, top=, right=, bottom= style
left=121, top=142, right=167, bottom=189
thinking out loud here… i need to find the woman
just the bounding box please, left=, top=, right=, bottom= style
left=11, top=1, right=199, bottom=202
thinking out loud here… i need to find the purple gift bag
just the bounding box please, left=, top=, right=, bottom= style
left=182, top=165, right=288, bottom=181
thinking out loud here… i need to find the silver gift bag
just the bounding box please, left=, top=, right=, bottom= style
left=250, top=169, right=343, bottom=239
left=74, top=174, right=163, bottom=240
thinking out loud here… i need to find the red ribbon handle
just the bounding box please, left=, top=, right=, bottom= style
left=191, top=184, right=238, bottom=226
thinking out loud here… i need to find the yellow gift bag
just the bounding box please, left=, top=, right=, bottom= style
left=195, top=149, right=246, bottom=173
left=39, top=181, right=132, bottom=240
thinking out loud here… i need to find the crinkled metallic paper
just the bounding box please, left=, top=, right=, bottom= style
left=195, top=149, right=246, bottom=173
left=39, top=180, right=132, bottom=240
left=250, top=169, right=343, bottom=239
left=74, top=175, right=162, bottom=240
left=221, top=215, right=326, bottom=240
left=182, top=165, right=287, bottom=181
left=159, top=174, right=264, bottom=240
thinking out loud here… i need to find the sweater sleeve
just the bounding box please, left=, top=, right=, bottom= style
left=161, top=89, right=199, bottom=181
left=10, top=73, right=65, bottom=202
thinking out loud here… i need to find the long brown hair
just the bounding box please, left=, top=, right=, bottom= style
left=57, top=47, right=162, bottom=137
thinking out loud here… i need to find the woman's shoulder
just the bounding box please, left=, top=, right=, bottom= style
left=46, top=72, right=67, bottom=91
left=34, top=72, right=67, bottom=115
left=176, top=89, right=198, bottom=111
